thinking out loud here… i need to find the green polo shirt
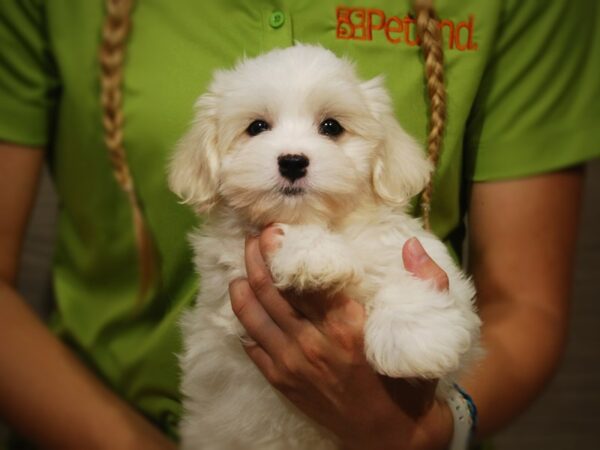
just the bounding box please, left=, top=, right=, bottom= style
left=1, top=0, right=598, bottom=442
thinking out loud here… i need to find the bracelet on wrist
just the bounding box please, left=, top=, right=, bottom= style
left=445, top=383, right=478, bottom=450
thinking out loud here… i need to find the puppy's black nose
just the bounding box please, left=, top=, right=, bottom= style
left=278, top=154, right=309, bottom=182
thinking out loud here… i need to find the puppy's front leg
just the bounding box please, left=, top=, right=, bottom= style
left=364, top=274, right=479, bottom=380
left=267, top=224, right=362, bottom=293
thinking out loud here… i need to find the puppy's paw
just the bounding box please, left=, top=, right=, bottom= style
left=364, top=285, right=476, bottom=379
left=268, top=224, right=362, bottom=293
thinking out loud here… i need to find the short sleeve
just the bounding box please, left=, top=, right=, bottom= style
left=465, top=0, right=600, bottom=181
left=0, top=0, right=59, bottom=147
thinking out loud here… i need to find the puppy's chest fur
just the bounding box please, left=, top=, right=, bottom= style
left=179, top=206, right=479, bottom=450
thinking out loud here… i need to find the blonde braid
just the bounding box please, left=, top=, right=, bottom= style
left=100, top=0, right=156, bottom=303
left=414, top=0, right=446, bottom=231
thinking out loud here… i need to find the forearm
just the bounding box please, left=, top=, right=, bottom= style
left=463, top=169, right=583, bottom=440
left=460, top=296, right=568, bottom=439
left=0, top=281, right=175, bottom=450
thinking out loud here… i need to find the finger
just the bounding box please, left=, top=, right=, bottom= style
left=244, top=237, right=306, bottom=333
left=402, top=237, right=449, bottom=291
left=229, top=278, right=289, bottom=357
left=242, top=341, right=280, bottom=385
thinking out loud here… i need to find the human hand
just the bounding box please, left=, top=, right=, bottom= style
left=230, top=228, right=452, bottom=450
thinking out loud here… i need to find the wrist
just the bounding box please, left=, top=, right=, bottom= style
left=339, top=397, right=453, bottom=450
left=412, top=398, right=453, bottom=450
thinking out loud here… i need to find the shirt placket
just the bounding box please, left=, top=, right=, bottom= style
left=261, top=8, right=293, bottom=51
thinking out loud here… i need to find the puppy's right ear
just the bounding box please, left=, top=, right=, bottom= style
left=168, top=94, right=220, bottom=212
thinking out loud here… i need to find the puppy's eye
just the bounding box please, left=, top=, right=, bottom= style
left=319, top=118, right=344, bottom=138
left=246, top=120, right=271, bottom=136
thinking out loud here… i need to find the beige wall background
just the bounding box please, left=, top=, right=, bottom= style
left=14, top=160, right=600, bottom=449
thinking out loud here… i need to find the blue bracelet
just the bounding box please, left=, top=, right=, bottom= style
left=454, top=383, right=479, bottom=433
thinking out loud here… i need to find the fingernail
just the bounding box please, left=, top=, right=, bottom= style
left=406, top=237, right=429, bottom=265
left=260, top=226, right=283, bottom=256
left=266, top=223, right=284, bottom=236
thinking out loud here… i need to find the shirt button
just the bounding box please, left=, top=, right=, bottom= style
left=269, top=11, right=285, bottom=29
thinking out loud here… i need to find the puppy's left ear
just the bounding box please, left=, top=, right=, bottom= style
left=362, top=77, right=432, bottom=206
left=168, top=93, right=220, bottom=212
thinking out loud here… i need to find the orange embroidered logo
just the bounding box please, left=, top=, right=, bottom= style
left=336, top=7, right=478, bottom=51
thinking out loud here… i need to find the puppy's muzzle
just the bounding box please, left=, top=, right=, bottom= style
left=278, top=154, right=309, bottom=182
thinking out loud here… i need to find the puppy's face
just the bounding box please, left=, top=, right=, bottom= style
left=169, top=45, right=431, bottom=225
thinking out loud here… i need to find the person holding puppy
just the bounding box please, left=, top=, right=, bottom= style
left=0, top=1, right=598, bottom=449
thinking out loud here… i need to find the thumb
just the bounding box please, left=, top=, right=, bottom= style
left=402, top=237, right=449, bottom=291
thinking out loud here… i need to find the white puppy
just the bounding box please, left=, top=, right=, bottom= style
left=169, top=44, right=481, bottom=450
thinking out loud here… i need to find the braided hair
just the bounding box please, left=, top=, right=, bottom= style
left=100, top=0, right=156, bottom=303
left=414, top=0, right=447, bottom=230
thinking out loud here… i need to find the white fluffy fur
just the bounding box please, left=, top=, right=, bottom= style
left=169, top=45, right=481, bottom=450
